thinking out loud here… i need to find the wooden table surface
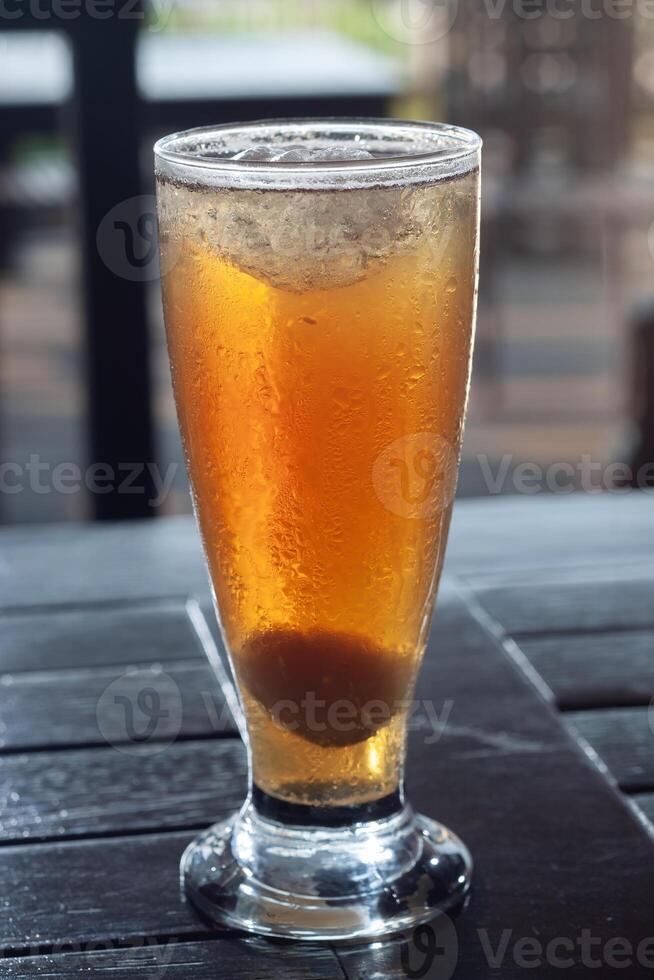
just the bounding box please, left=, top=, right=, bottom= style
left=0, top=493, right=653, bottom=978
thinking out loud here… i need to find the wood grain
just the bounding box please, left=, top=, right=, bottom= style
left=566, top=707, right=654, bottom=791
left=0, top=938, right=341, bottom=979
left=0, top=739, right=246, bottom=842
left=475, top=578, right=654, bottom=636
left=0, top=518, right=211, bottom=610
left=0, top=599, right=206, bottom=674
left=516, top=629, right=654, bottom=709
left=0, top=831, right=202, bottom=950
left=0, top=660, right=236, bottom=751
left=446, top=493, right=654, bottom=579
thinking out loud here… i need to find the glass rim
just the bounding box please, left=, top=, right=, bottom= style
left=154, top=117, right=482, bottom=182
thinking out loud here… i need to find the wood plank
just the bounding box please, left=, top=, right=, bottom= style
left=0, top=739, right=246, bottom=842
left=446, top=492, right=654, bottom=578
left=0, top=938, right=340, bottom=979
left=0, top=660, right=237, bottom=751
left=566, top=707, right=654, bottom=792
left=474, top=578, right=654, bottom=636
left=0, top=599, right=206, bottom=673
left=0, top=831, right=200, bottom=950
left=459, top=560, right=654, bottom=592
left=0, top=518, right=211, bottom=610
left=517, top=629, right=654, bottom=709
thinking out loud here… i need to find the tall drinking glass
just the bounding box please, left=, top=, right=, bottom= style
left=155, top=119, right=480, bottom=941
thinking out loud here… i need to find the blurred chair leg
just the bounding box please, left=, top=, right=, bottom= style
left=629, top=307, right=654, bottom=489
left=70, top=10, right=155, bottom=520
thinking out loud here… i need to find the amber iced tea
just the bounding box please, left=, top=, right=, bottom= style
left=158, top=167, right=478, bottom=808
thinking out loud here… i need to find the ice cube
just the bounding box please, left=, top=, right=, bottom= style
left=318, top=146, right=375, bottom=161
left=232, top=145, right=276, bottom=161
left=234, top=144, right=376, bottom=164
left=272, top=146, right=315, bottom=162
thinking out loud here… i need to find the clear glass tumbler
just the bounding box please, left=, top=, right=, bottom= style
left=155, top=119, right=481, bottom=941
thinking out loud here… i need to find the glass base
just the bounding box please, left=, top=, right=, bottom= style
left=181, top=793, right=472, bottom=941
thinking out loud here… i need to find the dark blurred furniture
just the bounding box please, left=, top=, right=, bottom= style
left=630, top=306, right=654, bottom=488
left=0, top=493, right=652, bottom=976
left=0, top=9, right=397, bottom=521
left=0, top=7, right=152, bottom=520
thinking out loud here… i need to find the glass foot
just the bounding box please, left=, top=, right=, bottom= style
left=181, top=796, right=472, bottom=941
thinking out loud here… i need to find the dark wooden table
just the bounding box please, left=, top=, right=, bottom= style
left=1, top=493, right=653, bottom=978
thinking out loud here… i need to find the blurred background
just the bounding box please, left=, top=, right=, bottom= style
left=1, top=0, right=653, bottom=523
